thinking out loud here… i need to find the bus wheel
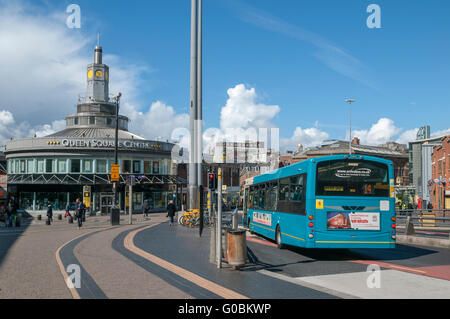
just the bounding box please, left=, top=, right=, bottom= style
left=276, top=226, right=284, bottom=249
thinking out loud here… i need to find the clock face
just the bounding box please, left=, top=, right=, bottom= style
left=95, top=70, right=103, bottom=78
left=87, top=70, right=93, bottom=79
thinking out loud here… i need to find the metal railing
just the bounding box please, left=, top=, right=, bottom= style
left=395, top=209, right=450, bottom=228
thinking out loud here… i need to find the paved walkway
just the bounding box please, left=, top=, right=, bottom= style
left=2, top=213, right=449, bottom=299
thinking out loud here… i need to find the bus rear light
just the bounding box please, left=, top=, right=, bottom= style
left=392, top=235, right=396, bottom=240
left=392, top=224, right=396, bottom=229
left=308, top=234, right=314, bottom=239
left=308, top=215, right=313, bottom=220
left=309, top=222, right=314, bottom=227
left=392, top=217, right=396, bottom=222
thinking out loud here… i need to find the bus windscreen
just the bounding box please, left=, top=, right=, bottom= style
left=316, top=160, right=389, bottom=197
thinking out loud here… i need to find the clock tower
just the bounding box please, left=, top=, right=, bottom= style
left=86, top=46, right=109, bottom=102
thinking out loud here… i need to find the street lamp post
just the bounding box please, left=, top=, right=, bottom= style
left=345, top=99, right=355, bottom=155
left=113, top=92, right=122, bottom=208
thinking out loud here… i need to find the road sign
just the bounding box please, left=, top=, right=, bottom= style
left=222, top=185, right=227, bottom=191
left=126, top=175, right=136, bottom=186
left=111, top=164, right=120, bottom=181
left=83, top=186, right=91, bottom=208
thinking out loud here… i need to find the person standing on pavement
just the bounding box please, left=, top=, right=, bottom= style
left=6, top=203, right=12, bottom=227
left=46, top=204, right=53, bottom=225
left=166, top=200, right=176, bottom=226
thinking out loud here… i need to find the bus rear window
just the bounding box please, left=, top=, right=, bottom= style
left=316, top=160, right=389, bottom=197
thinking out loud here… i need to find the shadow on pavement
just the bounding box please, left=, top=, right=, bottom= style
left=0, top=216, right=31, bottom=268
left=247, top=233, right=438, bottom=265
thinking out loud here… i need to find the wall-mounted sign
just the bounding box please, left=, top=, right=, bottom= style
left=55, top=139, right=162, bottom=150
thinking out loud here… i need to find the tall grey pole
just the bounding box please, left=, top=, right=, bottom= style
left=189, top=0, right=198, bottom=210
left=345, top=99, right=355, bottom=155
left=349, top=102, right=351, bottom=155
left=113, top=93, right=121, bottom=210
left=216, top=168, right=222, bottom=268
left=129, top=183, right=132, bottom=225
left=197, top=0, right=203, bottom=190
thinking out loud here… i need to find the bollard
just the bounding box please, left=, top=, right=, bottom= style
left=226, top=229, right=247, bottom=270
left=405, top=216, right=415, bottom=235
left=68, top=215, right=73, bottom=224
left=111, top=207, right=120, bottom=226
left=232, top=211, right=239, bottom=230
left=58, top=214, right=62, bottom=220
left=37, top=215, right=41, bottom=221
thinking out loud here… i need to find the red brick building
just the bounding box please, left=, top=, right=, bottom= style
left=431, top=135, right=450, bottom=209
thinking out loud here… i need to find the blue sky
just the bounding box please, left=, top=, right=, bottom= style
left=0, top=0, right=449, bottom=149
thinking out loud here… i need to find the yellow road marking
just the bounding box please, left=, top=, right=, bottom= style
left=124, top=224, right=248, bottom=299
left=55, top=232, right=92, bottom=299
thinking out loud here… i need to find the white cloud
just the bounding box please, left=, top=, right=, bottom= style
left=280, top=126, right=330, bottom=151
left=431, top=128, right=450, bottom=138
left=126, top=101, right=189, bottom=141
left=396, top=128, right=419, bottom=144
left=352, top=118, right=402, bottom=145
left=220, top=84, right=280, bottom=131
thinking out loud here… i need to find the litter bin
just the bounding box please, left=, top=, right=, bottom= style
left=111, top=207, right=120, bottom=226
left=226, top=229, right=247, bottom=270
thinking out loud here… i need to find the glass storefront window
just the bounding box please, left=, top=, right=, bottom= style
left=15, top=160, right=19, bottom=174
left=35, top=192, right=67, bottom=210
left=45, top=159, right=54, bottom=173
left=71, top=159, right=81, bottom=173
left=153, top=161, right=159, bottom=174
left=122, top=160, right=131, bottom=173
left=96, top=159, right=107, bottom=173
left=144, top=161, right=151, bottom=174
left=37, top=159, right=45, bottom=173
left=27, top=159, right=34, bottom=173
left=20, top=160, right=26, bottom=173
left=57, top=159, right=67, bottom=173
left=133, top=160, right=141, bottom=174
left=83, top=159, right=93, bottom=173
left=19, top=192, right=34, bottom=210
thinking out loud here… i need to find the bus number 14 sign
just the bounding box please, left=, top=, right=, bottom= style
left=111, top=164, right=120, bottom=181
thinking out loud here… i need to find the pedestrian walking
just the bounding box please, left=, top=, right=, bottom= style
left=75, top=198, right=84, bottom=229
left=143, top=200, right=149, bottom=219
left=65, top=202, right=71, bottom=218
left=166, top=200, right=176, bottom=227
left=6, top=203, right=13, bottom=227
left=46, top=204, right=53, bottom=225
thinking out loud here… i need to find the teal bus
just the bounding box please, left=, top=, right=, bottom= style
left=242, top=155, right=396, bottom=249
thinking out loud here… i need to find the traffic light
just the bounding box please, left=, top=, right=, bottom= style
left=208, top=172, right=217, bottom=190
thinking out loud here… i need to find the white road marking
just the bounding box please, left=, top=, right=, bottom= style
left=297, top=269, right=450, bottom=299
left=258, top=269, right=359, bottom=299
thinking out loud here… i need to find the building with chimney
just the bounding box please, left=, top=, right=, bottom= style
left=5, top=45, right=185, bottom=215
